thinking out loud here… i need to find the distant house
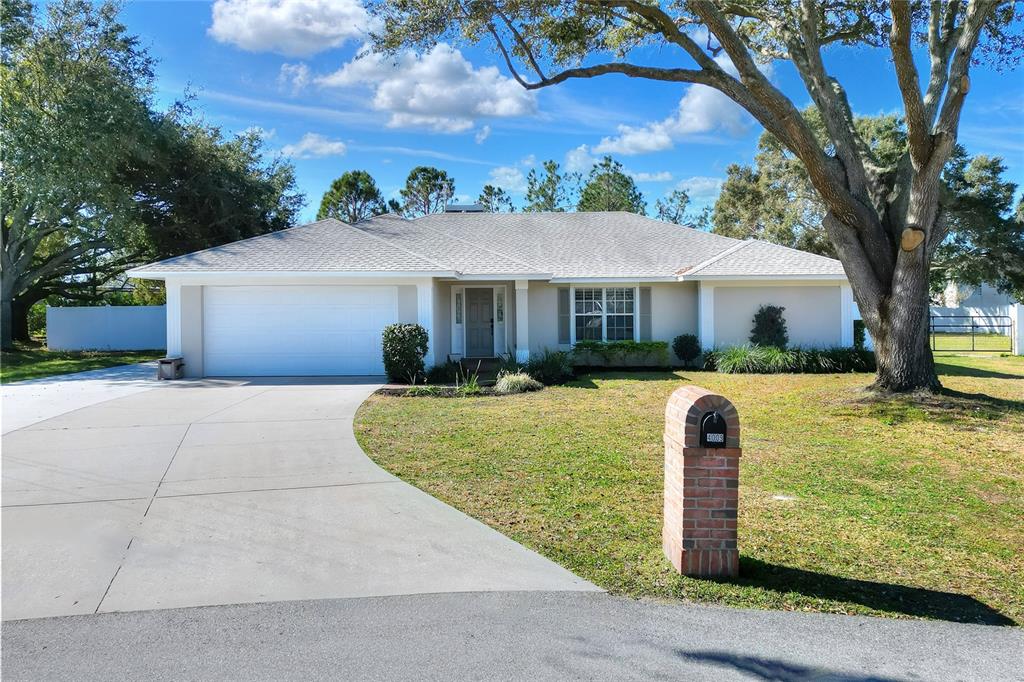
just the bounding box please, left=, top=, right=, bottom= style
left=129, top=210, right=855, bottom=377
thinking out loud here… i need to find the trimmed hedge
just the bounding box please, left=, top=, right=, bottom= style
left=572, top=340, right=670, bottom=367
left=672, top=334, right=701, bottom=368
left=381, top=323, right=429, bottom=383
left=703, top=344, right=876, bottom=374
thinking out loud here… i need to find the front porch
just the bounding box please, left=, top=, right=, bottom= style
left=440, top=280, right=533, bottom=363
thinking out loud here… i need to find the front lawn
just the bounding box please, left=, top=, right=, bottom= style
left=355, top=354, right=1023, bottom=624
left=0, top=344, right=163, bottom=383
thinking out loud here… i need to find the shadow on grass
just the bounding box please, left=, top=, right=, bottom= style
left=675, top=651, right=901, bottom=681
left=719, top=558, right=1015, bottom=626
left=935, top=361, right=1022, bottom=381
left=568, top=369, right=699, bottom=389
left=939, top=387, right=1024, bottom=413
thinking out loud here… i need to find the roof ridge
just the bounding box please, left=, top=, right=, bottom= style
left=412, top=216, right=546, bottom=273
left=680, top=239, right=752, bottom=277
left=330, top=218, right=452, bottom=271
left=128, top=219, right=342, bottom=272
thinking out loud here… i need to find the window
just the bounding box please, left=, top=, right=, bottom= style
left=496, top=291, right=504, bottom=323
left=573, top=287, right=635, bottom=342
left=455, top=292, right=463, bottom=324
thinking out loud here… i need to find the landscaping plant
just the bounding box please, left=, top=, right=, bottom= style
left=671, top=334, right=701, bottom=369
left=571, top=340, right=669, bottom=367
left=426, top=360, right=460, bottom=385
left=706, top=345, right=876, bottom=374
left=381, top=323, right=429, bottom=384
left=524, top=348, right=574, bottom=385
left=494, top=371, right=543, bottom=394
left=750, top=305, right=789, bottom=348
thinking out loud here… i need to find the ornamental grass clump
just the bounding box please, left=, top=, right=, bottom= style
left=708, top=344, right=875, bottom=374
left=494, top=371, right=543, bottom=394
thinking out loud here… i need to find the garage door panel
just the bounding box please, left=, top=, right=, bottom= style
left=203, top=286, right=398, bottom=376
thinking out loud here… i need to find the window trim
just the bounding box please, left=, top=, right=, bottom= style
left=569, top=285, right=640, bottom=344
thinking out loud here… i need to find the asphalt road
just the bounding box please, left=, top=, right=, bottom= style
left=4, top=591, right=1020, bottom=681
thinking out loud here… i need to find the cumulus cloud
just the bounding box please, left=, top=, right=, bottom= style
left=278, top=62, right=311, bottom=93
left=208, top=0, right=373, bottom=57
left=474, top=125, right=491, bottom=144
left=593, top=56, right=760, bottom=155
left=488, top=165, right=527, bottom=192
left=564, top=144, right=598, bottom=172
left=676, top=176, right=724, bottom=200
left=318, top=43, right=536, bottom=132
left=281, top=133, right=347, bottom=159
left=629, top=170, right=673, bottom=182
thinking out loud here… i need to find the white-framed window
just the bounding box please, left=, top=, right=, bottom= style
left=455, top=292, right=463, bottom=324
left=574, top=287, right=635, bottom=342
left=496, top=290, right=504, bottom=323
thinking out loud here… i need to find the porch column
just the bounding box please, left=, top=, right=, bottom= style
left=515, top=279, right=530, bottom=362
left=840, top=284, right=854, bottom=347
left=165, top=278, right=182, bottom=357
left=416, top=279, right=435, bottom=366
left=698, top=282, right=715, bottom=350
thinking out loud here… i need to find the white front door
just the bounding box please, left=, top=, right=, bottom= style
left=203, top=285, right=398, bottom=376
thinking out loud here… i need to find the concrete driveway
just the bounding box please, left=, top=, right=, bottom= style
left=2, top=374, right=595, bottom=621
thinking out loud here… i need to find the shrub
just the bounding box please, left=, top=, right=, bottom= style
left=853, top=320, right=867, bottom=350
left=525, top=348, right=574, bottom=385
left=496, top=353, right=524, bottom=376
left=381, top=323, right=429, bottom=384
left=571, top=340, right=670, bottom=367
left=672, top=334, right=701, bottom=368
left=455, top=362, right=483, bottom=396
left=750, top=305, right=788, bottom=348
left=426, top=360, right=460, bottom=384
left=405, top=385, right=444, bottom=397
left=709, top=344, right=876, bottom=374
left=494, top=371, right=543, bottom=394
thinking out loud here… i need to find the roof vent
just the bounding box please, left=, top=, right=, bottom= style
left=444, top=203, right=486, bottom=213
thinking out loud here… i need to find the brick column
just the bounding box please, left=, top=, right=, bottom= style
left=663, top=385, right=741, bottom=577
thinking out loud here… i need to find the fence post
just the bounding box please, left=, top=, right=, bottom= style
left=663, top=386, right=742, bottom=577
left=1013, top=304, right=1023, bottom=356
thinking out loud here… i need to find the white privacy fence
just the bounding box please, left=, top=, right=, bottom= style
left=46, top=305, right=166, bottom=351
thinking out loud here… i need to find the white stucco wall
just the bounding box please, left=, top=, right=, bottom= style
left=713, top=284, right=842, bottom=347
left=527, top=282, right=561, bottom=354
left=432, top=280, right=452, bottom=365
left=649, top=282, right=699, bottom=361
left=46, top=305, right=167, bottom=351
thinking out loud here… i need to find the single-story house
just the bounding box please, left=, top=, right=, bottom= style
left=129, top=210, right=854, bottom=377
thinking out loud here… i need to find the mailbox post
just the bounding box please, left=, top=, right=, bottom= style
left=663, top=386, right=741, bottom=577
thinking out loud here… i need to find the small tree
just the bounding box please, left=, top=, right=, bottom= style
left=317, top=170, right=386, bottom=223
left=381, top=323, right=429, bottom=384
left=478, top=184, right=514, bottom=212
left=577, top=156, right=646, bottom=214
left=672, top=334, right=701, bottom=368
left=399, top=166, right=454, bottom=217
left=750, top=305, right=789, bottom=348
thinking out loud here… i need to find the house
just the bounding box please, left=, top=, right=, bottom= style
left=128, top=210, right=854, bottom=377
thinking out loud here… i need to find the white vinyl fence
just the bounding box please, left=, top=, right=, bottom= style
left=46, top=305, right=166, bottom=351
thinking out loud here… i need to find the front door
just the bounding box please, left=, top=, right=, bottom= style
left=465, top=288, right=494, bottom=357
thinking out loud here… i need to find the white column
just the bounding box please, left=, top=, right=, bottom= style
left=1013, top=303, right=1023, bottom=355
left=840, top=283, right=854, bottom=347
left=515, top=279, right=530, bottom=362
left=416, top=279, right=435, bottom=366
left=698, top=282, right=715, bottom=349
left=164, top=279, right=182, bottom=358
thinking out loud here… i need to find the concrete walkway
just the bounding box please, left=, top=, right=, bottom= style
left=4, top=591, right=1019, bottom=681
left=2, top=378, right=595, bottom=621
left=1, top=362, right=162, bottom=434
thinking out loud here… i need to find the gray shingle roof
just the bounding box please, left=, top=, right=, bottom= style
left=131, top=211, right=846, bottom=280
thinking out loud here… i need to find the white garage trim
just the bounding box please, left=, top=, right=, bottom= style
left=202, top=285, right=398, bottom=376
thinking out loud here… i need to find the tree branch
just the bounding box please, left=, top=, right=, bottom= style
left=890, top=0, right=932, bottom=168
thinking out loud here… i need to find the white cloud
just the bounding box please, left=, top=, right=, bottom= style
left=564, top=144, right=597, bottom=172
left=519, top=154, right=536, bottom=167
left=630, top=171, right=673, bottom=182
left=676, top=176, right=723, bottom=200
left=318, top=43, right=536, bottom=132
left=593, top=55, right=759, bottom=155
left=474, top=125, right=491, bottom=144
left=209, top=0, right=373, bottom=57
left=242, top=125, right=276, bottom=140
left=281, top=132, right=347, bottom=159
left=488, top=165, right=527, bottom=192
left=278, top=62, right=311, bottom=93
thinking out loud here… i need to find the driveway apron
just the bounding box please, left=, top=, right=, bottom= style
left=1, top=378, right=596, bottom=620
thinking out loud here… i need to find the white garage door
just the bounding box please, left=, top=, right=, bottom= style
left=203, top=285, right=398, bottom=376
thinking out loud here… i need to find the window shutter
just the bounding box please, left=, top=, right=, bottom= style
left=557, top=287, right=571, bottom=344
left=639, top=287, right=652, bottom=341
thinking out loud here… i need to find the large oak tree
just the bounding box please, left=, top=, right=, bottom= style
left=370, top=0, right=1022, bottom=393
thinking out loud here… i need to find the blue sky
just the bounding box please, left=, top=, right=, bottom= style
left=121, top=1, right=1024, bottom=223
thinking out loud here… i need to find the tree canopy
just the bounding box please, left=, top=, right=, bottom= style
left=400, top=166, right=455, bottom=217
left=477, top=184, right=515, bottom=212
left=524, top=160, right=577, bottom=212
left=577, top=156, right=646, bottom=214
left=317, top=170, right=387, bottom=223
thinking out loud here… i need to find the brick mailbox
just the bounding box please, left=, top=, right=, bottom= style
left=663, top=386, right=741, bottom=577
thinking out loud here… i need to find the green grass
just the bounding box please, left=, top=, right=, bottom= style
left=930, top=332, right=1013, bottom=352
left=355, top=355, right=1024, bottom=624
left=1, top=343, right=163, bottom=383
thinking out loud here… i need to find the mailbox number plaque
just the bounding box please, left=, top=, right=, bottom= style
left=699, top=411, right=727, bottom=448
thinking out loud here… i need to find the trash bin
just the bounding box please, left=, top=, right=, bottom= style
left=157, top=356, right=185, bottom=380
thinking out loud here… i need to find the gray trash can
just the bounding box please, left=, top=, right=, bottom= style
left=157, top=356, right=185, bottom=380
